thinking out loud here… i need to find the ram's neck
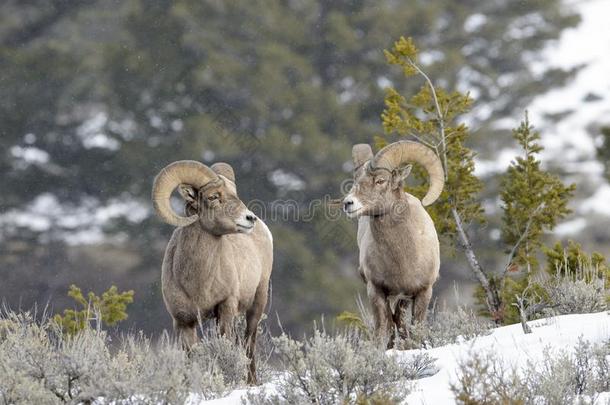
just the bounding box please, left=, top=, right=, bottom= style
left=368, top=199, right=413, bottom=251
left=370, top=212, right=409, bottom=240
left=179, top=223, right=225, bottom=267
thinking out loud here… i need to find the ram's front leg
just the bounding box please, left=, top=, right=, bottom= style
left=216, top=297, right=238, bottom=339
left=412, top=286, right=433, bottom=323
left=367, top=282, right=392, bottom=348
left=173, top=313, right=198, bottom=350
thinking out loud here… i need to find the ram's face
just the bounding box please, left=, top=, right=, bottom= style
left=180, top=179, right=257, bottom=236
left=342, top=163, right=411, bottom=219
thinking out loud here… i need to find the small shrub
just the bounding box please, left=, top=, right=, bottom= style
left=337, top=311, right=369, bottom=335
left=53, top=284, right=134, bottom=336
left=406, top=306, right=493, bottom=349
left=246, top=329, right=432, bottom=404
left=541, top=242, right=609, bottom=315
left=451, top=337, right=610, bottom=405
left=451, top=351, right=528, bottom=405
left=190, top=328, right=250, bottom=386
left=541, top=272, right=608, bottom=316
left=501, top=244, right=609, bottom=329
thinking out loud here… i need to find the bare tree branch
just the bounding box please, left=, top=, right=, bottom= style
left=452, top=208, right=502, bottom=321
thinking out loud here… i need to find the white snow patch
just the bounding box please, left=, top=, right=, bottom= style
left=0, top=194, right=149, bottom=245
left=579, top=182, right=610, bottom=216
left=554, top=217, right=588, bottom=236
left=77, top=111, right=121, bottom=150
left=10, top=145, right=50, bottom=165
left=268, top=169, right=305, bottom=191
left=463, top=14, right=487, bottom=33
left=474, top=148, right=519, bottom=177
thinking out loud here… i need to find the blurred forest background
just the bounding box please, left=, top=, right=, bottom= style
left=1, top=0, right=609, bottom=336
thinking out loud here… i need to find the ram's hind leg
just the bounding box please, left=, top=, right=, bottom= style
left=244, top=282, right=269, bottom=385
left=392, top=299, right=410, bottom=343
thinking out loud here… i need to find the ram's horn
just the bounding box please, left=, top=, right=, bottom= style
left=211, top=162, right=235, bottom=182
left=152, top=160, right=219, bottom=226
left=352, top=144, right=373, bottom=171
left=371, top=141, right=444, bottom=206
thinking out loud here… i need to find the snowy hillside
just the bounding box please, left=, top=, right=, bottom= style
left=478, top=0, right=610, bottom=221
left=403, top=311, right=610, bottom=404
left=200, top=311, right=610, bottom=404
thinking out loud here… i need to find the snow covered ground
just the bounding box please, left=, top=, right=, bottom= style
left=402, top=311, right=610, bottom=404
left=199, top=311, right=610, bottom=404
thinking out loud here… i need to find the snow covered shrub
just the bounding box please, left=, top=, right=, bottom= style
left=245, top=330, right=431, bottom=404
left=450, top=351, right=529, bottom=404
left=452, top=338, right=610, bottom=405
left=190, top=328, right=250, bottom=386
left=0, top=309, right=251, bottom=403
left=400, top=351, right=438, bottom=380
left=405, top=305, right=493, bottom=349
left=88, top=331, right=248, bottom=402
left=543, top=275, right=607, bottom=316
left=539, top=263, right=608, bottom=317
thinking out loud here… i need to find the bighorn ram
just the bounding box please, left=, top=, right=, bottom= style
left=341, top=141, right=444, bottom=347
left=152, top=160, right=273, bottom=384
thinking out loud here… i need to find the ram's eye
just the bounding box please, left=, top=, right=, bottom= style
left=375, top=178, right=386, bottom=185
left=207, top=193, right=220, bottom=202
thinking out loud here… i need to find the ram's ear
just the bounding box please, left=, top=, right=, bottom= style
left=177, top=184, right=198, bottom=206
left=392, top=164, right=413, bottom=190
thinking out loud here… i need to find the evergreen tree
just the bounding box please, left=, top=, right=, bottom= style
left=492, top=115, right=576, bottom=323
left=501, top=113, right=575, bottom=272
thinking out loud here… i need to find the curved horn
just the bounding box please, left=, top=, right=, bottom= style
left=352, top=144, right=373, bottom=171
left=152, top=160, right=219, bottom=227
left=371, top=141, right=444, bottom=206
left=211, top=162, right=235, bottom=183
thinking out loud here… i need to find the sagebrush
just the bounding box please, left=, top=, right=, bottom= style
left=0, top=310, right=253, bottom=404
left=451, top=337, right=610, bottom=405
left=245, top=329, right=437, bottom=404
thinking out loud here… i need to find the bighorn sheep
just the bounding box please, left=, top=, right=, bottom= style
left=152, top=160, right=273, bottom=384
left=341, top=141, right=444, bottom=347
